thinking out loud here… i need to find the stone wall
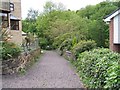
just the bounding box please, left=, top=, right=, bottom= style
left=2, top=48, right=41, bottom=75
left=57, top=50, right=76, bottom=61
left=9, top=0, right=22, bottom=45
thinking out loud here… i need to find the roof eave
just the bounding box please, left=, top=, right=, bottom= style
left=104, top=8, right=120, bottom=22
left=104, top=18, right=111, bottom=22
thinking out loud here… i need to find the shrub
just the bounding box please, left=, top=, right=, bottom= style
left=2, top=42, right=21, bottom=60
left=72, top=40, right=96, bottom=58
left=38, top=37, right=48, bottom=49
left=57, top=39, right=73, bottom=55
left=59, top=39, right=72, bottom=51
left=53, top=32, right=86, bottom=49
left=73, top=48, right=120, bottom=89
left=53, top=33, right=71, bottom=49
left=1, top=28, right=11, bottom=41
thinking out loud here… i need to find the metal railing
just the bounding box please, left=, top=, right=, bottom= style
left=21, top=38, right=40, bottom=53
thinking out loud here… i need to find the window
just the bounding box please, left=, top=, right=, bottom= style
left=1, top=13, right=9, bottom=28
left=10, top=20, right=19, bottom=30
left=10, top=3, right=14, bottom=11
left=113, top=14, right=120, bottom=44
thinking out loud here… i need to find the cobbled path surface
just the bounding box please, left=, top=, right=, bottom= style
left=2, top=51, right=84, bottom=88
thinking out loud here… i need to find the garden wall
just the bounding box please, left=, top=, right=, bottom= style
left=2, top=48, right=41, bottom=75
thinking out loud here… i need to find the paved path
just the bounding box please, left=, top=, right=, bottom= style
left=2, top=51, right=84, bottom=88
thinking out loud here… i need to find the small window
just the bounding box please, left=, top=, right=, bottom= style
left=1, top=13, right=9, bottom=28
left=10, top=3, right=14, bottom=11
left=10, top=20, right=19, bottom=30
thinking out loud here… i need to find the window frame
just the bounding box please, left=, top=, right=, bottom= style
left=1, top=12, right=9, bottom=28
left=10, top=19, right=19, bottom=30
left=10, top=3, right=14, bottom=11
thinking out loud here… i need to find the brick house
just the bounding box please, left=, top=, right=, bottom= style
left=0, top=0, right=22, bottom=45
left=104, top=8, right=120, bottom=53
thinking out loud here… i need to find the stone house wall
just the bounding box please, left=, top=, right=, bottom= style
left=9, top=0, right=22, bottom=45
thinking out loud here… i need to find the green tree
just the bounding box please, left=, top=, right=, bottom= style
left=77, top=1, right=117, bottom=47
left=22, top=8, right=39, bottom=35
left=22, top=1, right=118, bottom=49
left=26, top=8, right=39, bottom=21
left=43, top=1, right=56, bottom=13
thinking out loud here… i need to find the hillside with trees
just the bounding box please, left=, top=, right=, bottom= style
left=22, top=1, right=119, bottom=49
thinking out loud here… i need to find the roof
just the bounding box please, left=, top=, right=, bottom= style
left=10, top=15, right=20, bottom=20
left=0, top=13, right=7, bottom=17
left=0, top=13, right=20, bottom=20
left=104, top=7, right=120, bottom=22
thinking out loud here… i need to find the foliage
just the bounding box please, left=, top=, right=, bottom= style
left=77, top=1, right=118, bottom=47
left=38, top=37, right=49, bottom=49
left=22, top=8, right=38, bottom=34
left=1, top=28, right=21, bottom=61
left=21, top=1, right=120, bottom=88
left=53, top=31, right=87, bottom=49
left=58, top=39, right=72, bottom=51
left=26, top=8, right=39, bottom=21
left=2, top=42, right=21, bottom=60
left=43, top=1, right=57, bottom=13
left=72, top=40, right=96, bottom=58
left=43, top=1, right=66, bottom=13
left=0, top=28, right=12, bottom=42
left=18, top=67, right=26, bottom=75
left=73, top=48, right=120, bottom=88
left=53, top=33, right=72, bottom=49
left=22, top=1, right=119, bottom=49
left=18, top=49, right=41, bottom=75
left=22, top=19, right=37, bottom=34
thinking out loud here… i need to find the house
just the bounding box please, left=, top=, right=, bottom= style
left=104, top=8, right=120, bottom=53
left=0, top=0, right=22, bottom=45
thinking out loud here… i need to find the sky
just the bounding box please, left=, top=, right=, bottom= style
left=21, top=0, right=105, bottom=19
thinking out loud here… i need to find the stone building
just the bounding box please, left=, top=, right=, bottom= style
left=0, top=0, right=22, bottom=45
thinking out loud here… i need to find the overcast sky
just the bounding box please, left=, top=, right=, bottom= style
left=21, top=0, right=105, bottom=19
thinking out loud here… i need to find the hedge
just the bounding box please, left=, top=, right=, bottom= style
left=72, top=40, right=96, bottom=58
left=73, top=48, right=120, bottom=89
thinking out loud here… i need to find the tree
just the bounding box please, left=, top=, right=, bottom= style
left=26, top=8, right=39, bottom=21
left=77, top=1, right=117, bottom=47
left=43, top=1, right=56, bottom=13
left=22, top=8, right=39, bottom=35
left=43, top=1, right=66, bottom=13
left=22, top=1, right=118, bottom=49
left=57, top=2, right=66, bottom=11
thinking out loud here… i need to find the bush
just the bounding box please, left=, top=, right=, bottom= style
left=53, top=33, right=72, bottom=49
left=38, top=37, right=48, bottom=49
left=57, top=39, right=73, bottom=56
left=59, top=39, right=72, bottom=51
left=53, top=32, right=86, bottom=49
left=2, top=42, right=21, bottom=60
left=73, top=48, right=120, bottom=89
left=72, top=40, right=96, bottom=58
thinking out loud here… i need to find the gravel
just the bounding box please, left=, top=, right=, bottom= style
left=2, top=51, right=84, bottom=88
